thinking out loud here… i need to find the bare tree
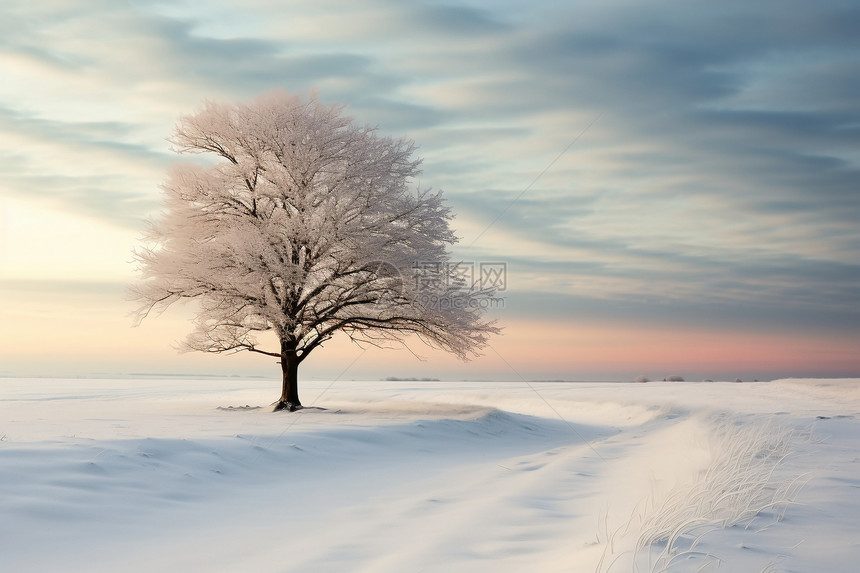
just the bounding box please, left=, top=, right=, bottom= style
left=131, top=90, right=499, bottom=411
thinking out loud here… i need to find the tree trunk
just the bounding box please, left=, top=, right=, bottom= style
left=274, top=343, right=302, bottom=412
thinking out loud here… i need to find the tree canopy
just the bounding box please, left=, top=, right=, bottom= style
left=132, top=90, right=499, bottom=410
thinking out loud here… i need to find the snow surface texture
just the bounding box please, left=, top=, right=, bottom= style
left=1, top=378, right=857, bottom=572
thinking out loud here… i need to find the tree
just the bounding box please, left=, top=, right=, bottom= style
left=131, top=90, right=499, bottom=411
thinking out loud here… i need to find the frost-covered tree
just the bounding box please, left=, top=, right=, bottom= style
left=132, top=90, right=499, bottom=411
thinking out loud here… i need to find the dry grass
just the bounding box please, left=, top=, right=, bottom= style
left=597, top=417, right=807, bottom=572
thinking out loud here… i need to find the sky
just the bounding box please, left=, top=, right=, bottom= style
left=0, top=0, right=858, bottom=382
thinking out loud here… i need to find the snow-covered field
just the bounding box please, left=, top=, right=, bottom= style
left=1, top=377, right=857, bottom=572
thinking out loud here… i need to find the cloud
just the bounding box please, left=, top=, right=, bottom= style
left=1, top=0, right=857, bottom=347
left=0, top=107, right=167, bottom=226
left=499, top=286, right=860, bottom=336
